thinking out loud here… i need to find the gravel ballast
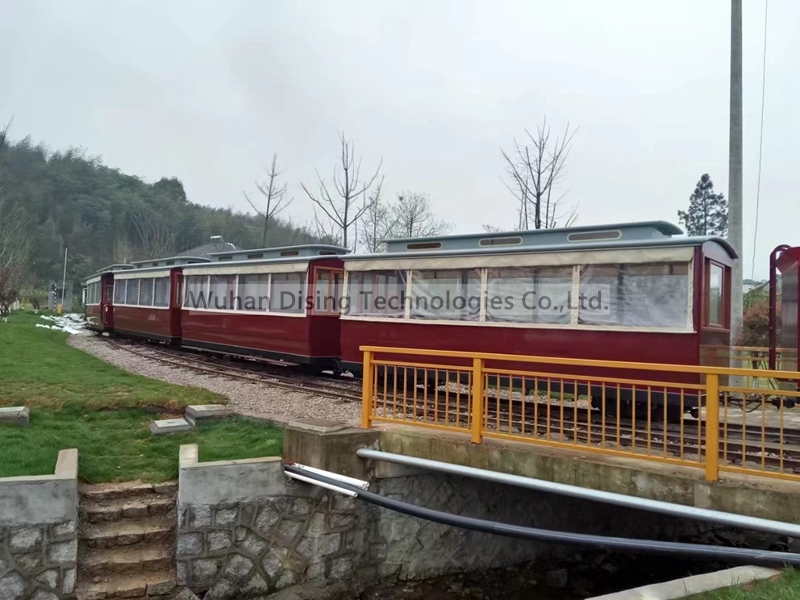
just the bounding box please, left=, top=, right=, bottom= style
left=67, top=334, right=362, bottom=426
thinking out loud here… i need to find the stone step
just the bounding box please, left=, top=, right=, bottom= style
left=82, top=545, right=173, bottom=576
left=80, top=480, right=178, bottom=503
left=75, top=570, right=176, bottom=599
left=81, top=496, right=175, bottom=524
left=80, top=516, right=174, bottom=549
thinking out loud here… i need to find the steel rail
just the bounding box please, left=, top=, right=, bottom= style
left=104, top=337, right=361, bottom=403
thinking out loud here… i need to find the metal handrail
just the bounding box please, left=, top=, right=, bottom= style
left=359, top=346, right=800, bottom=483
left=359, top=345, right=800, bottom=380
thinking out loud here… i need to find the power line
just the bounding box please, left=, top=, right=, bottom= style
left=751, top=0, right=769, bottom=280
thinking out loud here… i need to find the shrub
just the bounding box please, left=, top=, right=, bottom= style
left=736, top=298, right=780, bottom=349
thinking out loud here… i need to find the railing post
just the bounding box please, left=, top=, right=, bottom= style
left=361, top=351, right=373, bottom=429
left=471, top=358, right=484, bottom=444
left=705, top=373, right=720, bottom=482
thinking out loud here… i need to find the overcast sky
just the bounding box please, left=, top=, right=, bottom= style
left=1, top=0, right=797, bottom=278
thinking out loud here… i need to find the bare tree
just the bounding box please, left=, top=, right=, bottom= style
left=391, top=192, right=452, bottom=238
left=501, top=117, right=578, bottom=229
left=359, top=177, right=399, bottom=253
left=112, top=237, right=137, bottom=264
left=0, top=119, right=30, bottom=307
left=302, top=131, right=382, bottom=250
left=243, top=154, right=292, bottom=247
left=0, top=194, right=30, bottom=308
left=130, top=206, right=177, bottom=259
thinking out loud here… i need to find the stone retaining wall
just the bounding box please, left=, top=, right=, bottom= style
left=0, top=449, right=79, bottom=600
left=177, top=434, right=568, bottom=599
left=176, top=444, right=374, bottom=598
left=181, top=421, right=793, bottom=599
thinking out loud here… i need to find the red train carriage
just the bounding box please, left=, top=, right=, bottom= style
left=111, top=256, right=209, bottom=343
left=179, top=245, right=348, bottom=369
left=339, top=221, right=737, bottom=418
left=83, top=264, right=133, bottom=333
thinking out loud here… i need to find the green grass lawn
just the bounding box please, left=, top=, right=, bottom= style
left=686, top=568, right=800, bottom=600
left=0, top=312, right=284, bottom=482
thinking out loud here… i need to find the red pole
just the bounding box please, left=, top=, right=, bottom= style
left=769, top=245, right=790, bottom=370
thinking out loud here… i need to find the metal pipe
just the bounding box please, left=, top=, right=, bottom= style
left=283, top=464, right=800, bottom=568
left=284, top=461, right=370, bottom=490
left=356, top=449, right=800, bottom=538
left=285, top=471, right=357, bottom=497
left=769, top=245, right=790, bottom=370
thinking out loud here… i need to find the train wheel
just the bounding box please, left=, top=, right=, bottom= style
left=592, top=397, right=633, bottom=419
left=659, top=403, right=685, bottom=423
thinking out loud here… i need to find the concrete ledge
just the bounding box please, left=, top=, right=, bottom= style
left=288, top=418, right=349, bottom=433
left=178, top=444, right=303, bottom=505
left=0, top=406, right=29, bottom=427
left=378, top=426, right=800, bottom=524
left=150, top=417, right=192, bottom=435
left=284, top=423, right=381, bottom=480
left=586, top=565, right=781, bottom=599
left=0, top=448, right=79, bottom=526
left=185, top=404, right=232, bottom=426
left=55, top=447, right=78, bottom=479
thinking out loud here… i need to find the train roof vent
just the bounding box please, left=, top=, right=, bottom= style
left=406, top=241, right=442, bottom=251
left=130, top=256, right=211, bottom=268
left=383, top=221, right=683, bottom=253
left=208, top=244, right=350, bottom=261
left=479, top=236, right=522, bottom=247
left=567, top=230, right=622, bottom=242
left=96, top=263, right=135, bottom=274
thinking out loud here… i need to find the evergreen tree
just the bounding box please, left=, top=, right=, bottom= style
left=677, top=174, right=728, bottom=237
left=0, top=127, right=323, bottom=297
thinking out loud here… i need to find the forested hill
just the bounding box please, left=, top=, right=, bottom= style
left=0, top=131, right=320, bottom=289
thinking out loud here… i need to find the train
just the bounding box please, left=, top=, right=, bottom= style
left=82, top=221, right=800, bottom=420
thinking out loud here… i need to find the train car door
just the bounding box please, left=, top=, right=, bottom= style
left=169, top=269, right=183, bottom=343
left=312, top=267, right=343, bottom=315
left=101, top=273, right=114, bottom=329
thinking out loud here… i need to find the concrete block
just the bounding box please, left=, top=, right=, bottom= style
left=0, top=449, right=78, bottom=527
left=149, top=418, right=192, bottom=435
left=288, top=418, right=349, bottom=434
left=178, top=444, right=295, bottom=505
left=284, top=426, right=381, bottom=481
left=585, top=565, right=781, bottom=599
left=0, top=406, right=29, bottom=427
left=185, top=404, right=232, bottom=426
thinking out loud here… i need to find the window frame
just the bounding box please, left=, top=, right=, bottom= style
left=704, top=259, right=730, bottom=329
left=341, top=258, right=697, bottom=333
left=179, top=268, right=309, bottom=317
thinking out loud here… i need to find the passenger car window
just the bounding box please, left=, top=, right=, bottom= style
left=708, top=263, right=724, bottom=326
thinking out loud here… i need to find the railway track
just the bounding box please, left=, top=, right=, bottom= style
left=102, top=337, right=362, bottom=403
left=97, top=334, right=800, bottom=473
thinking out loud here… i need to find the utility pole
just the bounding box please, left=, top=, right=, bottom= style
left=61, top=247, right=68, bottom=312
left=729, top=0, right=744, bottom=343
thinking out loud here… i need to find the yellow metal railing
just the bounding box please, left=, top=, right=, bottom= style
left=706, top=346, right=798, bottom=388
left=360, top=346, right=800, bottom=483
